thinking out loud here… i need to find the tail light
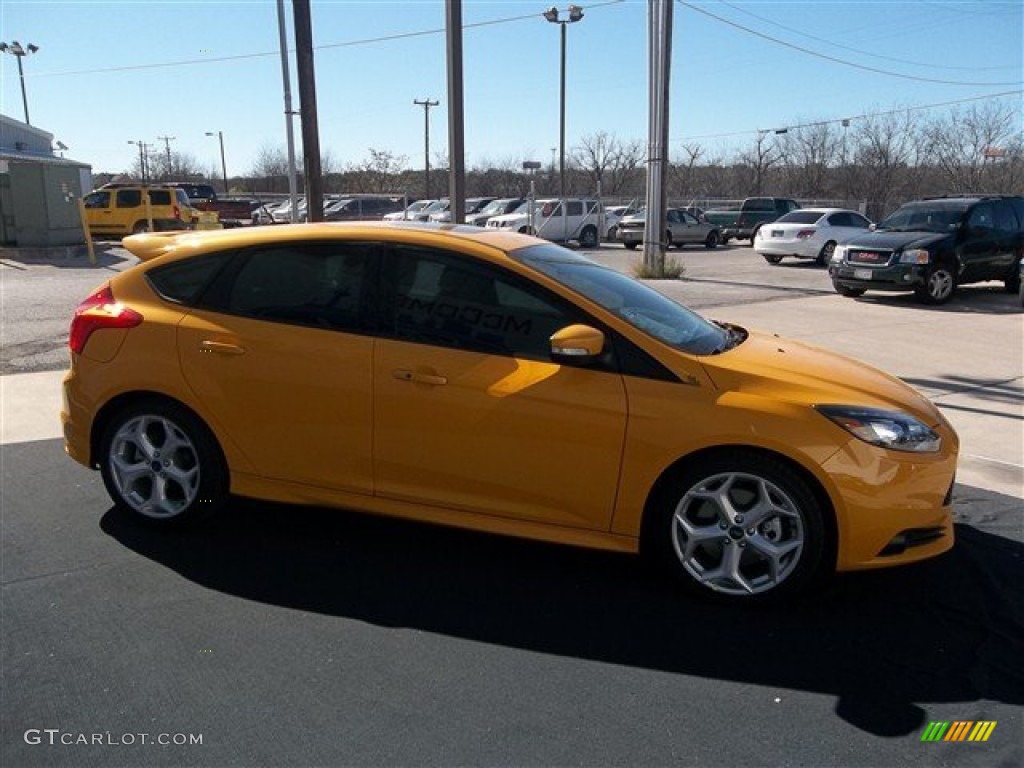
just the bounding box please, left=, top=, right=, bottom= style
left=69, top=284, right=143, bottom=355
left=796, top=229, right=816, bottom=239
left=173, top=203, right=181, bottom=220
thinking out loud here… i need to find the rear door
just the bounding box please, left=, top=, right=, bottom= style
left=176, top=240, right=379, bottom=493
left=958, top=202, right=1005, bottom=282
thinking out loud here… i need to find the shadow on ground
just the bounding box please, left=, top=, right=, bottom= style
left=102, top=483, right=1024, bottom=739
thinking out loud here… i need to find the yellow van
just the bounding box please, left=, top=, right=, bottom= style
left=83, top=185, right=196, bottom=238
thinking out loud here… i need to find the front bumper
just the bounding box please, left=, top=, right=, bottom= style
left=829, top=262, right=927, bottom=292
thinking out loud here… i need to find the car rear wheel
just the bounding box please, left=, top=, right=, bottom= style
left=131, top=221, right=151, bottom=235
left=915, top=264, right=957, bottom=304
left=816, top=241, right=836, bottom=266
left=704, top=231, right=719, bottom=249
left=623, top=241, right=638, bottom=250
left=665, top=231, right=674, bottom=249
left=578, top=225, right=599, bottom=249
left=644, top=453, right=826, bottom=603
left=763, top=254, right=784, bottom=264
left=1004, top=257, right=1022, bottom=293
left=99, top=399, right=228, bottom=526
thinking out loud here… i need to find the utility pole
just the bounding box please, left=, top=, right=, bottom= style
left=413, top=98, right=439, bottom=199
left=445, top=0, right=466, bottom=223
left=293, top=0, right=323, bottom=222
left=157, top=135, right=176, bottom=180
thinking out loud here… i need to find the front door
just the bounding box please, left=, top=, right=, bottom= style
left=373, top=244, right=628, bottom=530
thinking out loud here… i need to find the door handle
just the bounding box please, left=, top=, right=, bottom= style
left=199, top=340, right=246, bottom=355
left=393, top=369, right=447, bottom=386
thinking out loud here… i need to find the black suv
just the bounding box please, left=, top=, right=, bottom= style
left=829, top=195, right=1024, bottom=304
left=721, top=197, right=800, bottom=242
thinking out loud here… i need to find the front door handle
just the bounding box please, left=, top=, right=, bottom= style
left=393, top=369, right=448, bottom=386
left=200, top=340, right=246, bottom=355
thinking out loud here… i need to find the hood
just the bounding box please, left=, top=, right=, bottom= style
left=699, top=330, right=943, bottom=427
left=844, top=230, right=950, bottom=251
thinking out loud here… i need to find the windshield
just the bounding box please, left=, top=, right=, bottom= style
left=515, top=244, right=732, bottom=356
left=777, top=211, right=824, bottom=224
left=423, top=200, right=448, bottom=213
left=878, top=203, right=967, bottom=233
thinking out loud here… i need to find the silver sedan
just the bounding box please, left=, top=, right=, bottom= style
left=619, top=208, right=721, bottom=250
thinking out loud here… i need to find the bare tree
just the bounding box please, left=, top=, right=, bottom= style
left=346, top=149, right=408, bottom=193
left=669, top=142, right=707, bottom=201
left=249, top=144, right=290, bottom=193
left=925, top=102, right=1019, bottom=193
left=570, top=131, right=645, bottom=197
left=777, top=123, right=839, bottom=198
left=848, top=109, right=920, bottom=218
left=735, top=132, right=784, bottom=195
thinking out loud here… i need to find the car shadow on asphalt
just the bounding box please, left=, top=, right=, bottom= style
left=850, top=285, right=1022, bottom=315
left=0, top=242, right=133, bottom=271
left=100, top=484, right=1024, bottom=739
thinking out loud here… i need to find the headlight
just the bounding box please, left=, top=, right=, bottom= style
left=831, top=245, right=846, bottom=262
left=899, top=249, right=930, bottom=264
left=815, top=405, right=941, bottom=452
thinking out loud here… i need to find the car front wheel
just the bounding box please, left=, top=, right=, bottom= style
left=834, top=283, right=866, bottom=298
left=578, top=225, right=599, bottom=249
left=915, top=264, right=957, bottom=304
left=645, top=452, right=826, bottom=603
left=817, top=241, right=836, bottom=266
left=99, top=399, right=228, bottom=526
left=763, top=254, right=784, bottom=264
left=623, top=241, right=638, bottom=250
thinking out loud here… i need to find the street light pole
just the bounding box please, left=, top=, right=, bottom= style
left=128, top=140, right=147, bottom=184
left=206, top=131, right=228, bottom=194
left=542, top=6, right=583, bottom=209
left=0, top=41, right=40, bottom=125
left=414, top=98, right=439, bottom=199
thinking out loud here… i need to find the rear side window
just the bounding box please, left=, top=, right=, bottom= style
left=993, top=200, right=1018, bottom=233
left=116, top=190, right=142, bottom=208
left=147, top=252, right=233, bottom=305
left=149, top=190, right=171, bottom=206
left=221, top=243, right=378, bottom=332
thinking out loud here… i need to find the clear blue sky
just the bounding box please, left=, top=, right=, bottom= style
left=2, top=0, right=1021, bottom=179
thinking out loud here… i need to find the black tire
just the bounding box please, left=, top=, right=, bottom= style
left=750, top=226, right=762, bottom=244
left=763, top=254, right=784, bottom=265
left=99, top=398, right=228, bottom=527
left=518, top=226, right=536, bottom=236
left=643, top=451, right=827, bottom=604
left=665, top=231, right=674, bottom=249
left=607, top=225, right=618, bottom=241
left=623, top=241, right=638, bottom=250
left=1004, top=255, right=1022, bottom=294
left=131, top=220, right=151, bottom=235
left=704, top=230, right=719, bottom=249
left=578, top=225, right=599, bottom=249
left=816, top=241, right=836, bottom=266
left=834, top=283, right=866, bottom=298
left=914, top=264, right=957, bottom=305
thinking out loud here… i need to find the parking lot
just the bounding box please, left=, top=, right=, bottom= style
left=1, top=238, right=1021, bottom=767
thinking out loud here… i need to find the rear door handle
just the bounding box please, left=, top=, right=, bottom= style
left=199, top=340, right=246, bottom=355
left=393, top=369, right=447, bottom=386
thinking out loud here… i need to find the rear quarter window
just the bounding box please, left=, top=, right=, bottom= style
left=146, top=253, right=233, bottom=305
left=149, top=190, right=172, bottom=206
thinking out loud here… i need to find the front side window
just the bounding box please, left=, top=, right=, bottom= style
left=84, top=191, right=110, bottom=209
left=220, top=242, right=377, bottom=332
left=516, top=244, right=729, bottom=356
left=879, top=203, right=967, bottom=233
left=389, top=246, right=575, bottom=359
left=967, top=204, right=994, bottom=231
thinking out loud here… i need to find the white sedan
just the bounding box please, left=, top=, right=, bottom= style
left=754, top=208, right=873, bottom=265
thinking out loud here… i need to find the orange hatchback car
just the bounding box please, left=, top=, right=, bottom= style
left=62, top=223, right=958, bottom=602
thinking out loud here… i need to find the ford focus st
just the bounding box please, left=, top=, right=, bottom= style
left=62, top=223, right=958, bottom=603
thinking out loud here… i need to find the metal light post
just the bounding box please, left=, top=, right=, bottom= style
left=542, top=5, right=583, bottom=209
left=0, top=41, right=40, bottom=125
left=206, top=131, right=229, bottom=194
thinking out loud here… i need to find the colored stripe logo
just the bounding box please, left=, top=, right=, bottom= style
left=921, top=721, right=997, bottom=742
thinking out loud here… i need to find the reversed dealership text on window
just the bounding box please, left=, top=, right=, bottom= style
left=24, top=729, right=203, bottom=746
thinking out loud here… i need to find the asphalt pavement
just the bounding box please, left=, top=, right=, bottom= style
left=1, top=239, right=1021, bottom=767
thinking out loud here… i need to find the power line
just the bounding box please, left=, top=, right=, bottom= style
left=20, top=0, right=626, bottom=80
left=679, top=0, right=1023, bottom=87
left=672, top=89, right=1024, bottom=143
left=716, top=0, right=1020, bottom=72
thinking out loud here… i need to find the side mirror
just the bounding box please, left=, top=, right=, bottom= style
left=550, top=324, right=605, bottom=365
left=869, top=223, right=877, bottom=231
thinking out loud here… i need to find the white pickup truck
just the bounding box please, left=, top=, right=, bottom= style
left=486, top=198, right=604, bottom=248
